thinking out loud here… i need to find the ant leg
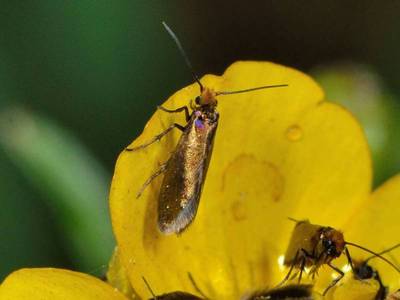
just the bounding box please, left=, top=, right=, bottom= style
left=158, top=105, right=190, bottom=121
left=187, top=272, right=209, bottom=299
left=323, top=263, right=344, bottom=296
left=136, top=162, right=168, bottom=198
left=126, top=123, right=185, bottom=151
left=276, top=250, right=300, bottom=287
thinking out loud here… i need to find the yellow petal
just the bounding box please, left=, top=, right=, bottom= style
left=106, top=247, right=137, bottom=298
left=0, top=268, right=129, bottom=300
left=346, top=173, right=400, bottom=292
left=328, top=278, right=380, bottom=300
left=110, top=61, right=371, bottom=299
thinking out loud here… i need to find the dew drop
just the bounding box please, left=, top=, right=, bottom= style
left=286, top=125, right=303, bottom=142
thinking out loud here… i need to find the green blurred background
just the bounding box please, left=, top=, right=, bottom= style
left=1, top=1, right=400, bottom=281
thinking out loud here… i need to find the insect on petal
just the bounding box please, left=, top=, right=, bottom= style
left=109, top=61, right=371, bottom=299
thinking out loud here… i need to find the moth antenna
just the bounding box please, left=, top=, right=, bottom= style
left=365, top=243, right=400, bottom=263
left=162, top=21, right=204, bottom=91
left=346, top=241, right=400, bottom=274
left=216, top=84, right=288, bottom=96
left=142, top=276, right=157, bottom=299
left=188, top=272, right=209, bottom=299
left=287, top=217, right=301, bottom=223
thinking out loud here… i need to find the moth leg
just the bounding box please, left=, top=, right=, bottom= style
left=298, top=248, right=317, bottom=282
left=136, top=162, right=168, bottom=198
left=310, top=265, right=319, bottom=280
left=344, top=247, right=356, bottom=273
left=323, top=263, right=344, bottom=296
left=187, top=272, right=209, bottom=299
left=158, top=105, right=190, bottom=121
left=276, top=250, right=300, bottom=287
left=298, top=256, right=307, bottom=283
left=126, top=123, right=185, bottom=151
left=289, top=271, right=299, bottom=281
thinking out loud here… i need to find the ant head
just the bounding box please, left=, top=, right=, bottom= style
left=320, top=227, right=345, bottom=258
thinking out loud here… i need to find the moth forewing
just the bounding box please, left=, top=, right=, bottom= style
left=247, top=284, right=315, bottom=300
left=149, top=291, right=203, bottom=300
left=158, top=106, right=219, bottom=234
left=284, top=221, right=324, bottom=267
left=142, top=274, right=205, bottom=300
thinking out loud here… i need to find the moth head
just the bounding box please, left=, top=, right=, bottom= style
left=195, top=88, right=217, bottom=107
left=320, top=227, right=345, bottom=258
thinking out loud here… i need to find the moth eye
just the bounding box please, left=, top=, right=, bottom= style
left=323, top=239, right=332, bottom=249
left=195, top=119, right=205, bottom=130
left=195, top=96, right=201, bottom=105
left=323, top=239, right=338, bottom=256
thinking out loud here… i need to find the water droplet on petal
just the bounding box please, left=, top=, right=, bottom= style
left=286, top=125, right=303, bottom=142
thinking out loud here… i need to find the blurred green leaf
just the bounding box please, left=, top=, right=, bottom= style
left=312, top=63, right=400, bottom=186
left=0, top=106, right=114, bottom=271
left=0, top=151, right=72, bottom=280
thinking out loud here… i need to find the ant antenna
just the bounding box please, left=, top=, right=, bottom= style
left=162, top=21, right=204, bottom=91
left=346, top=241, right=400, bottom=274
left=216, top=84, right=288, bottom=96
left=142, top=276, right=157, bottom=299
left=188, top=272, right=209, bottom=299
left=365, top=243, right=400, bottom=264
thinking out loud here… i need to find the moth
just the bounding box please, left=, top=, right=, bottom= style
left=148, top=291, right=203, bottom=300
left=247, top=284, right=315, bottom=300
left=143, top=277, right=315, bottom=299
left=142, top=275, right=206, bottom=300
left=127, top=22, right=287, bottom=234
left=279, top=220, right=400, bottom=296
left=353, top=243, right=400, bottom=300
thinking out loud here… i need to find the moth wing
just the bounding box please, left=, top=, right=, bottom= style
left=157, top=147, right=206, bottom=234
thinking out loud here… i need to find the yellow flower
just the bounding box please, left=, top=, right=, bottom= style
left=345, top=174, right=400, bottom=290
left=108, top=61, right=392, bottom=299
left=0, top=268, right=129, bottom=300
left=1, top=61, right=399, bottom=300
